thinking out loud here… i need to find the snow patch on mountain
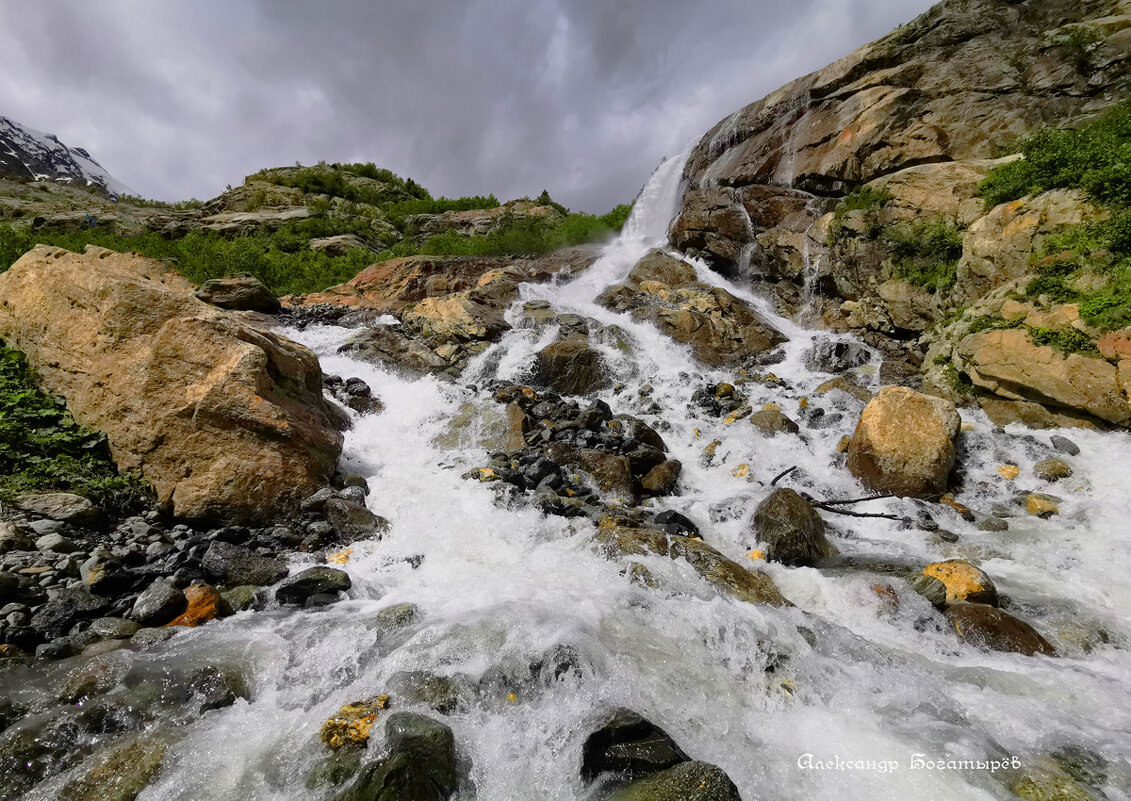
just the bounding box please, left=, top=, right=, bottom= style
left=0, top=115, right=134, bottom=196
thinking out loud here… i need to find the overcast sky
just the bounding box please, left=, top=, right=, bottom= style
left=0, top=0, right=936, bottom=212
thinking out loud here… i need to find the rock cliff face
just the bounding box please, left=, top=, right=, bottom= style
left=0, top=246, right=345, bottom=521
left=676, top=0, right=1125, bottom=271
left=671, top=0, right=1131, bottom=427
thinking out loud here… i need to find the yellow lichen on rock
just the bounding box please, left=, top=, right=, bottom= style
left=922, top=560, right=998, bottom=606
left=319, top=695, right=390, bottom=750
left=1026, top=493, right=1060, bottom=517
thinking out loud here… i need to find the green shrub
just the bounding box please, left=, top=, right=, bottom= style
left=966, top=315, right=1024, bottom=335
left=978, top=99, right=1131, bottom=207
left=827, top=185, right=891, bottom=244
left=1029, top=326, right=1099, bottom=356
left=0, top=224, right=374, bottom=297
left=882, top=219, right=964, bottom=292
left=0, top=345, right=149, bottom=512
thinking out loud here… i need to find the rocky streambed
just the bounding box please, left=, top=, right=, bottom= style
left=0, top=147, right=1127, bottom=801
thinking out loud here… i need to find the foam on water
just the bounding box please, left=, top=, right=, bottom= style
left=25, top=146, right=1131, bottom=801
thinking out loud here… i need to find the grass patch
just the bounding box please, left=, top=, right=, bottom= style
left=827, top=185, right=891, bottom=244
left=966, top=315, right=1024, bottom=334
left=0, top=345, right=149, bottom=513
left=882, top=219, right=963, bottom=292
left=0, top=225, right=374, bottom=297
left=978, top=99, right=1131, bottom=208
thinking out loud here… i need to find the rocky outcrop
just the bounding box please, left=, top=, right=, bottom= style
left=598, top=249, right=785, bottom=366
left=289, top=248, right=601, bottom=378
left=674, top=0, right=1127, bottom=270
left=847, top=386, right=961, bottom=495
left=595, top=523, right=789, bottom=607
left=959, top=328, right=1130, bottom=425
left=0, top=245, right=344, bottom=521
left=405, top=198, right=563, bottom=242
left=922, top=283, right=1131, bottom=428
left=194, top=275, right=281, bottom=313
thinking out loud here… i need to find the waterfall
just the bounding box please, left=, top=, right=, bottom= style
left=20, top=148, right=1131, bottom=801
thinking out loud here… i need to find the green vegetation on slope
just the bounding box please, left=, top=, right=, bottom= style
left=1023, top=212, right=1131, bottom=331
left=0, top=159, right=635, bottom=296
left=0, top=345, right=149, bottom=512
left=978, top=99, right=1131, bottom=208
left=0, top=225, right=375, bottom=298
left=881, top=219, right=964, bottom=293
left=826, top=185, right=890, bottom=244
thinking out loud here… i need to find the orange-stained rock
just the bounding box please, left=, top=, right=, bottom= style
left=164, top=584, right=222, bottom=628
left=319, top=695, right=390, bottom=749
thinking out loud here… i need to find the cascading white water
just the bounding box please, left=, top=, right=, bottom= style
left=27, top=148, right=1131, bottom=801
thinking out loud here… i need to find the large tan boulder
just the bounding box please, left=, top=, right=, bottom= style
left=847, top=387, right=961, bottom=496
left=0, top=245, right=344, bottom=521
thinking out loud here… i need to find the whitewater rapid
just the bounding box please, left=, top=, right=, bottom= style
left=33, top=147, right=1131, bottom=801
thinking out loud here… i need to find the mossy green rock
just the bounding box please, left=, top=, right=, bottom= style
left=612, top=761, right=741, bottom=801
left=58, top=736, right=165, bottom=801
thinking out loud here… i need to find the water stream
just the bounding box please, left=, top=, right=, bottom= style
left=23, top=148, right=1131, bottom=800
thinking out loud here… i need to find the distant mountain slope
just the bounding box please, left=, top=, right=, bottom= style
left=0, top=115, right=133, bottom=196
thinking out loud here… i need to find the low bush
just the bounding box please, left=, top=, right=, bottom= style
left=978, top=99, right=1131, bottom=208
left=882, top=219, right=964, bottom=292
left=0, top=345, right=149, bottom=512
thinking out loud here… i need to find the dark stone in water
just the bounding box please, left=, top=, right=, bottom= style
left=132, top=579, right=187, bottom=626
left=276, top=566, right=352, bottom=605
left=581, top=708, right=689, bottom=782
left=1050, top=434, right=1080, bottom=456
left=334, top=712, right=458, bottom=801
left=613, top=760, right=742, bottom=800
left=653, top=510, right=699, bottom=538
left=324, top=499, right=389, bottom=543
left=751, top=488, right=833, bottom=567
left=201, top=542, right=288, bottom=588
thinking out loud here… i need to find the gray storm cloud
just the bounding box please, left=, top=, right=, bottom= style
left=0, top=0, right=935, bottom=211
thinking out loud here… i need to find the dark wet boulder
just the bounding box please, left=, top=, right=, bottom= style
left=536, top=338, right=609, bottom=396
left=29, top=588, right=108, bottom=640
left=751, top=488, right=833, bottom=567
left=334, top=712, right=458, bottom=801
left=324, top=498, right=390, bottom=543
left=805, top=340, right=872, bottom=373
left=944, top=603, right=1056, bottom=656
left=276, top=566, right=352, bottom=605
left=613, top=760, right=742, bottom=801
left=749, top=408, right=799, bottom=436
left=653, top=510, right=700, bottom=538
left=132, top=579, right=188, bottom=626
left=581, top=708, right=689, bottom=782
left=201, top=542, right=288, bottom=588
left=641, top=460, right=682, bottom=495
